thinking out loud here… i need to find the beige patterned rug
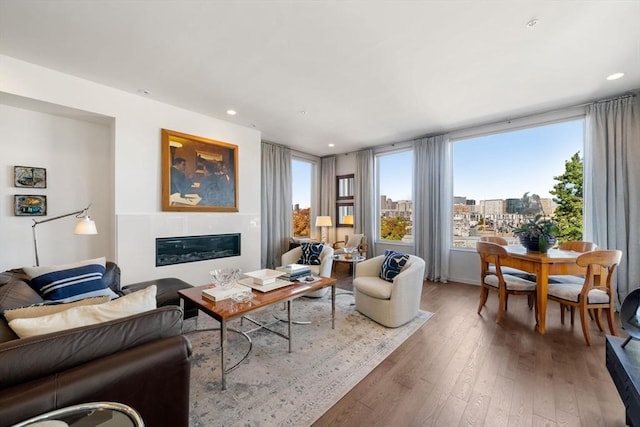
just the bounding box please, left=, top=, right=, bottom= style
left=185, top=293, right=432, bottom=427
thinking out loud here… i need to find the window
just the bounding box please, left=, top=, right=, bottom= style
left=452, top=119, right=584, bottom=249
left=377, top=150, right=413, bottom=242
left=292, top=158, right=313, bottom=237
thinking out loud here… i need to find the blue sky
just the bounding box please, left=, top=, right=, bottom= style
left=292, top=118, right=584, bottom=206
left=454, top=119, right=584, bottom=201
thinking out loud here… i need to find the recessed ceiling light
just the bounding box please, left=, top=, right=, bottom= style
left=300, top=110, right=307, bottom=115
left=226, top=109, right=237, bottom=116
left=525, top=18, right=539, bottom=28
left=606, top=72, right=625, bottom=81
left=328, top=143, right=335, bottom=147
left=137, top=89, right=152, bottom=95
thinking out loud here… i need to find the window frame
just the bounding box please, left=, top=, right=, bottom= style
left=291, top=153, right=319, bottom=239
left=374, top=145, right=414, bottom=246
left=450, top=113, right=586, bottom=251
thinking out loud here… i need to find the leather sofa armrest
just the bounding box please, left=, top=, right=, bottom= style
left=104, top=261, right=122, bottom=294
left=0, top=306, right=183, bottom=389
left=0, top=335, right=192, bottom=427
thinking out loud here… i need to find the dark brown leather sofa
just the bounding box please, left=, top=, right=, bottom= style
left=0, top=263, right=193, bottom=427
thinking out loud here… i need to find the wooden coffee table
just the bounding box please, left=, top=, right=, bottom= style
left=178, top=276, right=337, bottom=389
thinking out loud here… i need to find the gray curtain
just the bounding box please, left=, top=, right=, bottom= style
left=413, top=134, right=452, bottom=282
left=320, top=156, right=336, bottom=242
left=355, top=149, right=375, bottom=259
left=261, top=142, right=292, bottom=269
left=584, top=95, right=640, bottom=306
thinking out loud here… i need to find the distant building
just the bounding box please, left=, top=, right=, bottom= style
left=505, top=198, right=522, bottom=214
left=480, top=199, right=504, bottom=215
left=454, top=196, right=467, bottom=205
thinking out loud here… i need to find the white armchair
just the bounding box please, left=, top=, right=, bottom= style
left=353, top=254, right=425, bottom=327
left=281, top=244, right=334, bottom=297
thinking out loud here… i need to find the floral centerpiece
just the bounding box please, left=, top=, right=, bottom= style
left=513, top=214, right=559, bottom=253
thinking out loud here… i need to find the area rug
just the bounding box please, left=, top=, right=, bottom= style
left=185, top=293, right=432, bottom=427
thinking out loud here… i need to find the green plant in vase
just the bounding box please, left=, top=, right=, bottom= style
left=513, top=214, right=559, bottom=253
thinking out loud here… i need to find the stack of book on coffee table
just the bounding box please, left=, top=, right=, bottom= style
left=238, top=269, right=292, bottom=292
left=276, top=264, right=312, bottom=281
left=202, top=284, right=251, bottom=302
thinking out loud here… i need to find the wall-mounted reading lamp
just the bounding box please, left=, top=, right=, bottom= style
left=32, top=204, right=98, bottom=266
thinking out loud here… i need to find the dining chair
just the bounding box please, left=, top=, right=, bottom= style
left=550, top=241, right=599, bottom=322
left=558, top=241, right=598, bottom=252
left=479, top=236, right=509, bottom=245
left=476, top=241, right=538, bottom=323
left=547, top=249, right=622, bottom=345
left=479, top=236, right=536, bottom=282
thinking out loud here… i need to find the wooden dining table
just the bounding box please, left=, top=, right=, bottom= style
left=501, top=246, right=601, bottom=335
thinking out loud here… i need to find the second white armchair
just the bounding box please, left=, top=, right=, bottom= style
left=353, top=253, right=425, bottom=327
left=281, top=243, right=334, bottom=297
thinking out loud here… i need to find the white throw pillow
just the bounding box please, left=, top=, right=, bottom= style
left=8, top=285, right=157, bottom=339
left=3, top=296, right=110, bottom=322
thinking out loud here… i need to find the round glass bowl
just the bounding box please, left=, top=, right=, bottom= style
left=231, top=291, right=254, bottom=304
left=210, top=268, right=241, bottom=290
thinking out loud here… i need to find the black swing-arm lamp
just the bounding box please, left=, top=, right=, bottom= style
left=32, top=204, right=98, bottom=266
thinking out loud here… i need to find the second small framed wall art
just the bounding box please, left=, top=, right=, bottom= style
left=14, top=195, right=47, bottom=216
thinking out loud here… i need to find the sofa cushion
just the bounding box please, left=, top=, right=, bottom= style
left=23, top=257, right=118, bottom=303
left=354, top=276, right=393, bottom=299
left=0, top=273, right=44, bottom=315
left=0, top=305, right=184, bottom=390
left=379, top=250, right=410, bottom=282
left=298, top=243, right=324, bottom=265
left=8, top=285, right=157, bottom=338
left=3, top=296, right=110, bottom=322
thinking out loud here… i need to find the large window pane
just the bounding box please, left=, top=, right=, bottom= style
left=453, top=119, right=584, bottom=249
left=292, top=158, right=312, bottom=237
left=377, top=150, right=413, bottom=242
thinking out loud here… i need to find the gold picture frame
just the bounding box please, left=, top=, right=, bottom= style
left=161, top=129, right=238, bottom=212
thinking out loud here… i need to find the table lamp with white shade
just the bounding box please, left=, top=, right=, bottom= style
left=31, top=204, right=98, bottom=266
left=315, top=216, right=332, bottom=243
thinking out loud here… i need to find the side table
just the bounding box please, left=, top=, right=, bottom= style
left=606, top=335, right=640, bottom=426
left=333, top=254, right=366, bottom=279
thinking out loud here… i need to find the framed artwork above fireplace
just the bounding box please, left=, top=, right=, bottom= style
left=161, top=128, right=238, bottom=212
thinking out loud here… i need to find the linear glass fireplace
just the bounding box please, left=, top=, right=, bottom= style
left=156, top=233, right=241, bottom=267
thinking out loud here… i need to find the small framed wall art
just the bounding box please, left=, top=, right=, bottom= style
left=14, top=195, right=47, bottom=216
left=14, top=166, right=47, bottom=188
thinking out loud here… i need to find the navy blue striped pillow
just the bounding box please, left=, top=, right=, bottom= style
left=23, top=257, right=118, bottom=303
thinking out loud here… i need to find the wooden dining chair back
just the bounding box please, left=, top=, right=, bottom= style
left=479, top=236, right=535, bottom=281
left=479, top=236, right=508, bottom=245
left=476, top=241, right=537, bottom=323
left=547, top=249, right=622, bottom=345
left=558, top=241, right=597, bottom=252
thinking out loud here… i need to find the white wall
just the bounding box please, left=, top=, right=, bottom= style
left=0, top=104, right=111, bottom=270
left=0, top=55, right=262, bottom=285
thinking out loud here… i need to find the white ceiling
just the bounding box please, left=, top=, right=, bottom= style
left=1, top=1, right=639, bottom=156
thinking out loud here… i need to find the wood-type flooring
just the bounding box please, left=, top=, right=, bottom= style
left=314, top=265, right=626, bottom=426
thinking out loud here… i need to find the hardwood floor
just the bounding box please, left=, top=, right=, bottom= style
left=315, top=267, right=626, bottom=427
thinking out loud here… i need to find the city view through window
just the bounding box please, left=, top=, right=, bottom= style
left=292, top=119, right=583, bottom=246
left=292, top=158, right=312, bottom=237
left=453, top=119, right=584, bottom=249
left=379, top=150, right=413, bottom=242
